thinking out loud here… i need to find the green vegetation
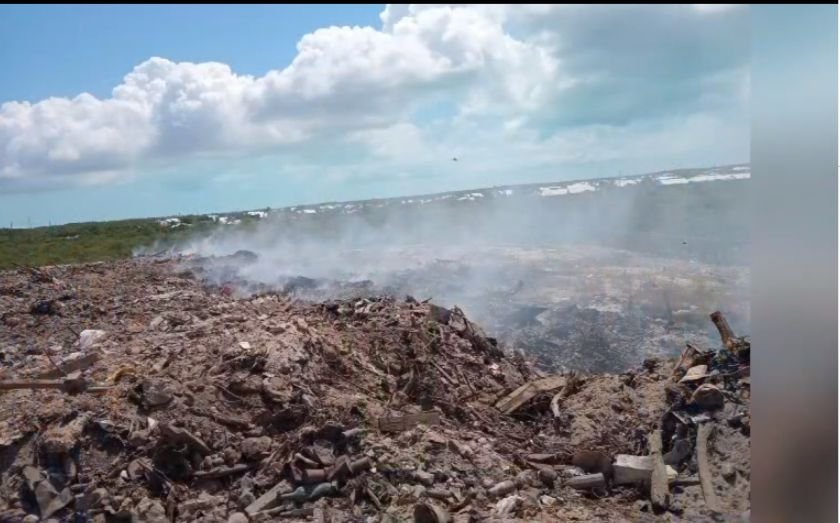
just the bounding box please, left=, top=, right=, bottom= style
left=0, top=216, right=224, bottom=270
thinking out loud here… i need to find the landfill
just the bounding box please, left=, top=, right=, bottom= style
left=0, top=258, right=750, bottom=522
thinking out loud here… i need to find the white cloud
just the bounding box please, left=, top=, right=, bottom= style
left=0, top=4, right=749, bottom=192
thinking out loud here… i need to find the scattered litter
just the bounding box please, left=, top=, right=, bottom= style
left=0, top=259, right=750, bottom=521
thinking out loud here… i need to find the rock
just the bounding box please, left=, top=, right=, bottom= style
left=539, top=495, right=557, bottom=507
left=134, top=380, right=173, bottom=409
left=429, top=305, right=452, bottom=324
left=223, top=447, right=242, bottom=466
left=494, top=495, right=522, bottom=517
left=158, top=423, right=211, bottom=455
left=238, top=490, right=256, bottom=509
left=572, top=450, right=612, bottom=476
left=722, top=463, right=737, bottom=482
left=228, top=512, right=249, bottom=523
left=40, top=415, right=88, bottom=455
left=79, top=329, right=108, bottom=350
left=22, top=515, right=39, bottom=523
left=261, top=377, right=293, bottom=403
left=30, top=300, right=62, bottom=316
left=515, top=470, right=536, bottom=488
left=127, top=430, right=149, bottom=448
left=559, top=466, right=587, bottom=477
left=181, top=493, right=224, bottom=515
left=135, top=497, right=168, bottom=523
left=690, top=384, right=725, bottom=410
left=663, top=439, right=692, bottom=466
left=31, top=476, right=73, bottom=519
left=538, top=468, right=558, bottom=487
left=239, top=341, right=252, bottom=350
left=727, top=413, right=745, bottom=428
left=414, top=470, right=435, bottom=487
left=149, top=315, right=165, bottom=330
left=246, top=480, right=292, bottom=515
left=78, top=488, right=109, bottom=511
left=312, top=442, right=335, bottom=466
left=414, top=502, right=450, bottom=523
left=127, top=459, right=146, bottom=480
left=487, top=480, right=516, bottom=497
left=241, top=436, right=272, bottom=461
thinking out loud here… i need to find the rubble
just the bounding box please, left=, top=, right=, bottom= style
left=0, top=258, right=750, bottom=521
left=78, top=329, right=108, bottom=350
left=612, top=455, right=678, bottom=486
left=378, top=412, right=441, bottom=433
left=494, top=375, right=567, bottom=414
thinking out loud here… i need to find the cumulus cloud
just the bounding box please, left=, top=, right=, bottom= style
left=0, top=4, right=749, bottom=192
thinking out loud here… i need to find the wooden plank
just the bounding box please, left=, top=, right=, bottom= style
left=377, top=411, right=441, bottom=433
left=697, top=423, right=721, bottom=512
left=494, top=382, right=532, bottom=412
left=648, top=430, right=669, bottom=510
left=37, top=353, right=99, bottom=379
left=671, top=344, right=701, bottom=379
left=495, top=375, right=567, bottom=414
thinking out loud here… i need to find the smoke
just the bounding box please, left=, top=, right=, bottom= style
left=144, top=172, right=751, bottom=370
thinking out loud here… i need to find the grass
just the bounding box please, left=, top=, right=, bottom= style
left=0, top=216, right=225, bottom=270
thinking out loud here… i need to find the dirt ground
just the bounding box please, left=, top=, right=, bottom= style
left=0, top=258, right=750, bottom=522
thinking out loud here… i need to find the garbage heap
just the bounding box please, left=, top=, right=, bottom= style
left=0, top=259, right=750, bottom=522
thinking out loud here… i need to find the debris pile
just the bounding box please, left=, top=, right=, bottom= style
left=0, top=259, right=750, bottom=521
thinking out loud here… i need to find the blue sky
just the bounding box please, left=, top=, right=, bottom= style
left=0, top=4, right=749, bottom=226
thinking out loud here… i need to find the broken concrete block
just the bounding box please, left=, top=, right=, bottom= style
left=613, top=455, right=678, bottom=485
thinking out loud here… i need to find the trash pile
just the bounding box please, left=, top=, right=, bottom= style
left=0, top=259, right=750, bottom=522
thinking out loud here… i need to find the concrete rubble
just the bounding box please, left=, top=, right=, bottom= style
left=0, top=258, right=750, bottom=521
